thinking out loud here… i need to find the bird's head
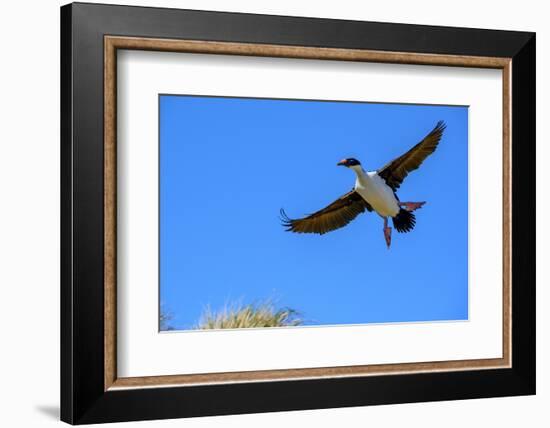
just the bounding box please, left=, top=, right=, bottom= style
left=337, top=158, right=362, bottom=169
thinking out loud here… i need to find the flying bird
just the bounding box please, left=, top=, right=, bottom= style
left=280, top=121, right=446, bottom=248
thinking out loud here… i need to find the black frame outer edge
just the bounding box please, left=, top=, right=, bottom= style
left=510, top=35, right=536, bottom=392
left=60, top=2, right=536, bottom=424
left=60, top=4, right=74, bottom=425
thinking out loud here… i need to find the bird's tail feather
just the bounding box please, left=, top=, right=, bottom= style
left=392, top=209, right=416, bottom=233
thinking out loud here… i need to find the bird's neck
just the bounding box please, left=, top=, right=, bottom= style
left=350, top=165, right=366, bottom=178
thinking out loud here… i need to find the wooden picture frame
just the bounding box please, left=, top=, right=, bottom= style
left=61, top=2, right=535, bottom=424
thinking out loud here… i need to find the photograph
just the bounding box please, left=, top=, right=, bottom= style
left=159, top=95, right=468, bottom=331
left=54, top=1, right=536, bottom=424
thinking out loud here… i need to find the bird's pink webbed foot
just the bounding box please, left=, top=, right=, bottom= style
left=383, top=217, right=392, bottom=249
left=383, top=227, right=392, bottom=249
left=399, top=201, right=426, bottom=212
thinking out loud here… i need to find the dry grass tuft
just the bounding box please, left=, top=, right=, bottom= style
left=195, top=300, right=303, bottom=330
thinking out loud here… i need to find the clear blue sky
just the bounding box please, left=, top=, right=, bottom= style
left=160, top=95, right=468, bottom=330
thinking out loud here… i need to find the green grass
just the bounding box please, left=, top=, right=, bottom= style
left=194, top=300, right=303, bottom=330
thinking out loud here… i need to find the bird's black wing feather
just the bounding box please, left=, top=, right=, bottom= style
left=281, top=190, right=372, bottom=235
left=378, top=121, right=446, bottom=191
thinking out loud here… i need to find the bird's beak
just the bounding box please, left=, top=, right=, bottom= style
left=337, top=159, right=348, bottom=167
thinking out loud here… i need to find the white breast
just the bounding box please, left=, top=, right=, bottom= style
left=355, top=171, right=400, bottom=217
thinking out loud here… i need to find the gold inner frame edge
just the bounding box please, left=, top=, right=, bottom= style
left=104, top=36, right=512, bottom=391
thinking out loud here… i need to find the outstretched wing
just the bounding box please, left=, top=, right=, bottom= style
left=378, top=121, right=446, bottom=191
left=281, top=190, right=372, bottom=235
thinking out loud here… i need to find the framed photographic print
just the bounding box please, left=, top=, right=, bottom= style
left=60, top=2, right=536, bottom=424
